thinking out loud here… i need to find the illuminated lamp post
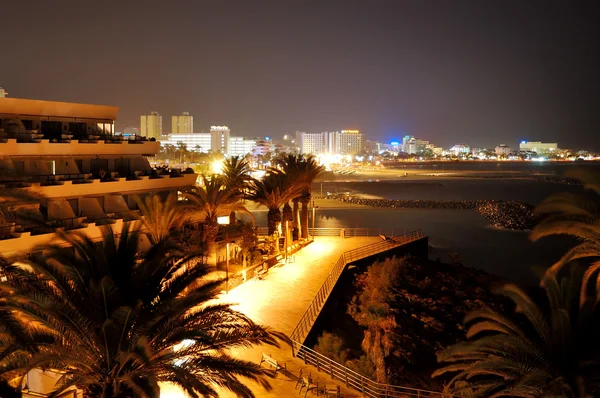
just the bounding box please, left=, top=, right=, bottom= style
left=285, top=219, right=289, bottom=262
left=217, top=215, right=230, bottom=294
left=311, top=202, right=319, bottom=240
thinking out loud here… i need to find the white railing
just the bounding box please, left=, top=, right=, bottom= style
left=294, top=342, right=458, bottom=398
left=257, top=227, right=407, bottom=237
left=290, top=230, right=423, bottom=345
left=288, top=230, right=452, bottom=398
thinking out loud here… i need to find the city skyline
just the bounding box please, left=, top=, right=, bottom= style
left=1, top=0, right=598, bottom=150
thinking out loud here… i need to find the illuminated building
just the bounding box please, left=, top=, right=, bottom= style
left=299, top=132, right=325, bottom=154
left=0, top=87, right=7, bottom=98
left=300, top=130, right=363, bottom=155
left=450, top=143, right=471, bottom=155
left=0, top=96, right=197, bottom=258
left=252, top=137, right=272, bottom=157
left=519, top=141, right=558, bottom=154
left=171, top=111, right=193, bottom=134
left=210, top=125, right=230, bottom=155
left=495, top=144, right=511, bottom=156
left=140, top=111, right=162, bottom=139
left=229, top=136, right=256, bottom=157
left=160, top=133, right=211, bottom=153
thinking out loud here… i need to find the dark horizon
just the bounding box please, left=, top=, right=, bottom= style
left=1, top=0, right=598, bottom=150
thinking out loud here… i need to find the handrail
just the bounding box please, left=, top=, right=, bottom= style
left=257, top=227, right=407, bottom=237
left=290, top=230, right=424, bottom=344
left=288, top=230, right=450, bottom=398
left=294, top=342, right=458, bottom=398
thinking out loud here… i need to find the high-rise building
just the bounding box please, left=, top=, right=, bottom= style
left=327, top=130, right=363, bottom=155
left=140, top=111, right=162, bottom=139
left=160, top=133, right=212, bottom=153
left=229, top=137, right=256, bottom=157
left=519, top=141, right=558, bottom=154
left=298, top=130, right=363, bottom=155
left=299, top=132, right=325, bottom=154
left=210, top=125, right=230, bottom=154
left=172, top=111, right=193, bottom=134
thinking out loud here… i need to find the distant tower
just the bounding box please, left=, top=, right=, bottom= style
left=210, top=125, right=230, bottom=155
left=0, top=87, right=7, bottom=98
left=172, top=111, right=193, bottom=134
left=140, top=111, right=162, bottom=139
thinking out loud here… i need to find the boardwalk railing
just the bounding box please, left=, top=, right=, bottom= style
left=290, top=230, right=423, bottom=346
left=257, top=227, right=407, bottom=237
left=288, top=229, right=454, bottom=398
left=294, top=343, right=457, bottom=398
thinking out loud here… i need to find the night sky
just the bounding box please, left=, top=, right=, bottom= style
left=1, top=0, right=598, bottom=150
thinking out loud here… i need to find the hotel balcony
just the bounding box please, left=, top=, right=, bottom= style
left=0, top=137, right=160, bottom=156
left=0, top=211, right=151, bottom=258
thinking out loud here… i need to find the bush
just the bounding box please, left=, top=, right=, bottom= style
left=314, top=332, right=349, bottom=364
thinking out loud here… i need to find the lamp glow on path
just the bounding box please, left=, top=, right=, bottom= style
left=217, top=216, right=230, bottom=294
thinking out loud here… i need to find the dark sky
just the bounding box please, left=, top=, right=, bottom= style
left=1, top=0, right=598, bottom=150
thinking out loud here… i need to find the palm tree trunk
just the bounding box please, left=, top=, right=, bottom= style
left=293, top=198, right=300, bottom=229
left=373, top=329, right=388, bottom=384
left=203, top=219, right=219, bottom=266
left=300, top=195, right=311, bottom=239
left=267, top=207, right=281, bottom=236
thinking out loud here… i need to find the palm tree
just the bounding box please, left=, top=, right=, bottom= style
left=247, top=172, right=301, bottom=237
left=295, top=156, right=324, bottom=239
left=433, top=265, right=600, bottom=398
left=222, top=156, right=252, bottom=224
left=272, top=155, right=303, bottom=233
left=176, top=141, right=188, bottom=164
left=530, top=169, right=600, bottom=289
left=0, top=187, right=45, bottom=224
left=348, top=257, right=402, bottom=383
left=134, top=192, right=188, bottom=244
left=183, top=175, right=251, bottom=265
left=0, top=225, right=288, bottom=398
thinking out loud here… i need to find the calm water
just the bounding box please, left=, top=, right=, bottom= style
left=253, top=163, right=598, bottom=284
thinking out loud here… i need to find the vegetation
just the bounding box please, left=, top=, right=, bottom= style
left=222, top=156, right=253, bottom=224
left=531, top=169, right=600, bottom=281
left=271, top=155, right=324, bottom=239
left=348, top=258, right=401, bottom=383
left=0, top=225, right=287, bottom=398
left=434, top=265, right=600, bottom=397
left=312, top=256, right=503, bottom=390
left=436, top=169, right=600, bottom=397
left=183, top=175, right=251, bottom=264
left=134, top=192, right=188, bottom=244
left=247, top=172, right=300, bottom=236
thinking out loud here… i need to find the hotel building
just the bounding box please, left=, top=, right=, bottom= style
left=140, top=111, right=162, bottom=139
left=519, top=141, right=558, bottom=154
left=299, top=130, right=363, bottom=155
left=171, top=111, right=193, bottom=134
left=0, top=96, right=197, bottom=258
left=210, top=125, right=230, bottom=155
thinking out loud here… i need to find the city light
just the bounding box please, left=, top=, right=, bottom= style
left=211, top=159, right=224, bottom=174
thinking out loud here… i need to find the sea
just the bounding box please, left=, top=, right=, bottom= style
left=252, top=162, right=600, bottom=285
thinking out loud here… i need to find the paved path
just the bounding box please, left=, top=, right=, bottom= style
left=160, top=236, right=380, bottom=398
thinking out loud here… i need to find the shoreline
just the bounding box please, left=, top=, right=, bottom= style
left=315, top=168, right=580, bottom=184
left=327, top=197, right=538, bottom=231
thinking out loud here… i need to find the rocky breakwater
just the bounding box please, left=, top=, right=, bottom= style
left=335, top=197, right=539, bottom=231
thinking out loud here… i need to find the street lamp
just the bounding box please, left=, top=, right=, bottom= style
left=285, top=220, right=289, bottom=262
left=217, top=215, right=230, bottom=294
